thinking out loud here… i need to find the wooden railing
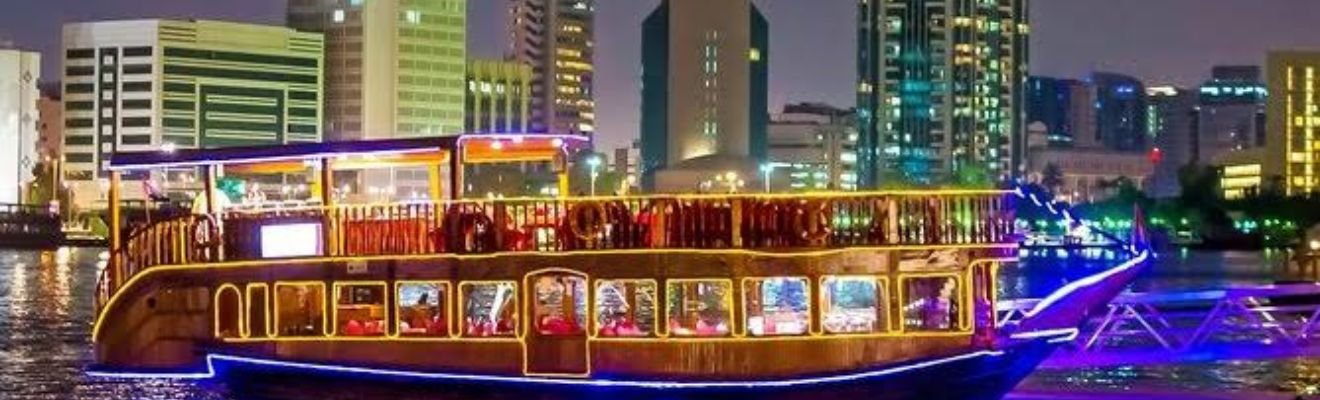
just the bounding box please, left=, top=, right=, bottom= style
left=99, top=191, right=1015, bottom=310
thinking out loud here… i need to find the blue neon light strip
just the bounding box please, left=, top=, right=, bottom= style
left=88, top=348, right=1019, bottom=389
left=1019, top=250, right=1150, bottom=320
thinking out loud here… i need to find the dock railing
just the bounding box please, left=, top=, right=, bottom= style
left=98, top=191, right=1014, bottom=310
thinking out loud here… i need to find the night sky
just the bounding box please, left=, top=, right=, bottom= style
left=3, top=0, right=1320, bottom=152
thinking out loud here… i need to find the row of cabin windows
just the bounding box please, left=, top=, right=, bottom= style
left=214, top=275, right=972, bottom=340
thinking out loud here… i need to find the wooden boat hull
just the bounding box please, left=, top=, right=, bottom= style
left=211, top=334, right=1061, bottom=400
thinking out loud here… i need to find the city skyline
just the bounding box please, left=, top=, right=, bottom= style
left=4, top=0, right=1320, bottom=153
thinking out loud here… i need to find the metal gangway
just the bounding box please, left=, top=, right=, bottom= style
left=1000, top=283, right=1320, bottom=368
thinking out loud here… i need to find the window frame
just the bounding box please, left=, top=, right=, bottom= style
left=393, top=280, right=454, bottom=339
left=897, top=273, right=969, bottom=334
left=591, top=279, right=660, bottom=339
left=332, top=281, right=390, bottom=337
left=273, top=281, right=328, bottom=338
left=663, top=278, right=735, bottom=338
left=819, top=275, right=892, bottom=336
left=457, top=280, right=521, bottom=339
left=741, top=276, right=813, bottom=337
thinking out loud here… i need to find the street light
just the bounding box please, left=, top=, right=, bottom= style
left=760, top=164, right=774, bottom=193
left=587, top=156, right=602, bottom=197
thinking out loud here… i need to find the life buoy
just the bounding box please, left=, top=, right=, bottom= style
left=568, top=201, right=608, bottom=242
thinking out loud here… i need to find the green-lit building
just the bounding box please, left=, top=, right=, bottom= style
left=465, top=59, right=532, bottom=134
left=61, top=19, right=324, bottom=207
left=857, top=0, right=1030, bottom=187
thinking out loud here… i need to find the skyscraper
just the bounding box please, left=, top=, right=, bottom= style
left=289, top=0, right=466, bottom=198
left=1145, top=86, right=1196, bottom=197
left=1026, top=76, right=1083, bottom=148
left=857, top=0, right=1029, bottom=187
left=0, top=49, right=39, bottom=204
left=1091, top=72, right=1147, bottom=152
left=1195, top=65, right=1266, bottom=164
left=508, top=0, right=596, bottom=138
left=289, top=0, right=467, bottom=141
left=61, top=20, right=324, bottom=207
left=640, top=0, right=768, bottom=192
left=1266, top=51, right=1320, bottom=196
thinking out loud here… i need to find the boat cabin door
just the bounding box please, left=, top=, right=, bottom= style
left=523, top=269, right=590, bottom=377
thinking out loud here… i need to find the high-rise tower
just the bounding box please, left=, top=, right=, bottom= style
left=858, top=0, right=1029, bottom=187
left=508, top=0, right=596, bottom=139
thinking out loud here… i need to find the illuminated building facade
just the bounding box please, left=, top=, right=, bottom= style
left=640, top=0, right=768, bottom=191
left=1026, top=76, right=1078, bottom=148
left=1267, top=51, right=1320, bottom=196
left=1091, top=72, right=1147, bottom=152
left=1195, top=65, right=1266, bottom=164
left=508, top=0, right=596, bottom=138
left=1213, top=147, right=1263, bottom=200
left=767, top=103, right=858, bottom=191
left=289, top=0, right=466, bottom=141
left=61, top=20, right=324, bottom=207
left=1146, top=86, right=1196, bottom=197
left=465, top=59, right=532, bottom=134
left=0, top=49, right=40, bottom=204
left=290, top=0, right=466, bottom=198
left=857, top=0, right=1029, bottom=187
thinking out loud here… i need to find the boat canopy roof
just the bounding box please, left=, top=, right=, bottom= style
left=107, top=134, right=586, bottom=172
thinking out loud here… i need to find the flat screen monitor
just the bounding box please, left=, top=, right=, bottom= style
left=260, top=223, right=323, bottom=258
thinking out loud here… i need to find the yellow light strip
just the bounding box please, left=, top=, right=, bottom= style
left=391, top=280, right=454, bottom=340
left=590, top=279, right=661, bottom=340
left=522, top=268, right=592, bottom=378
left=896, top=272, right=972, bottom=334
left=331, top=281, right=389, bottom=338
left=213, top=284, right=242, bottom=339
left=664, top=278, right=736, bottom=339
left=93, top=247, right=1014, bottom=343
left=740, top=276, right=813, bottom=338
left=273, top=281, right=329, bottom=339
left=243, top=283, right=270, bottom=339
left=457, top=280, right=522, bottom=340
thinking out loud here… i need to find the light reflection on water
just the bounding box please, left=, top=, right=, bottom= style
left=0, top=247, right=1310, bottom=398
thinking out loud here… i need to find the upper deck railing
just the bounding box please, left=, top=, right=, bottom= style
left=97, top=191, right=1015, bottom=309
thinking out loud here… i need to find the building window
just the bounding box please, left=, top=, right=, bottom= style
left=901, top=276, right=963, bottom=332
left=594, top=280, right=657, bottom=337
left=405, top=10, right=422, bottom=24
left=821, top=276, right=887, bottom=334
left=460, top=282, right=518, bottom=337
left=665, top=280, right=732, bottom=337
left=333, top=9, right=346, bottom=23
left=743, top=277, right=810, bottom=336
left=397, top=281, right=450, bottom=337
left=531, top=274, right=587, bottom=336
left=334, top=282, right=387, bottom=337
left=275, top=282, right=326, bottom=337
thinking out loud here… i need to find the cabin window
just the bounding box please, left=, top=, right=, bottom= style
left=821, top=276, right=888, bottom=334
left=594, top=280, right=657, bottom=337
left=334, top=283, right=387, bottom=337
left=275, top=282, right=326, bottom=337
left=901, top=276, right=963, bottom=332
left=397, top=281, right=450, bottom=337
left=665, top=280, right=732, bottom=337
left=214, top=285, right=242, bottom=339
left=531, top=274, right=588, bottom=336
left=245, top=284, right=270, bottom=338
left=460, top=282, right=519, bottom=337
left=743, top=277, right=810, bottom=336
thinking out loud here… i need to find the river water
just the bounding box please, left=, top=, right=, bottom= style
left=0, top=247, right=1311, bottom=399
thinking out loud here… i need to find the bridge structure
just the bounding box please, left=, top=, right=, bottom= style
left=1000, top=283, right=1320, bottom=368
left=0, top=203, right=64, bottom=248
